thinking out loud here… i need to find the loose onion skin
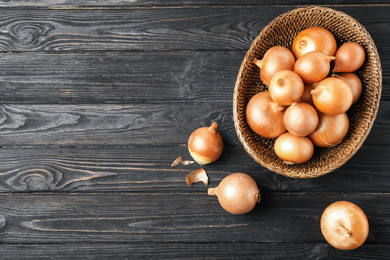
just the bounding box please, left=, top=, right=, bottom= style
left=292, top=27, right=337, bottom=59
left=309, top=112, right=349, bottom=147
left=254, top=46, right=295, bottom=86
left=284, top=102, right=318, bottom=137
left=332, top=73, right=362, bottom=104
left=188, top=122, right=223, bottom=165
left=311, top=77, right=353, bottom=115
left=246, top=92, right=286, bottom=138
left=299, top=82, right=317, bottom=106
left=321, top=201, right=369, bottom=250
left=294, top=51, right=335, bottom=83
left=333, top=42, right=365, bottom=73
left=208, top=173, right=260, bottom=215
left=269, top=70, right=304, bottom=106
left=274, top=132, right=314, bottom=164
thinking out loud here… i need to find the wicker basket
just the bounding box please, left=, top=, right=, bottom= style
left=233, top=6, right=382, bottom=178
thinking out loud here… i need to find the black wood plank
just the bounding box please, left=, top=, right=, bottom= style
left=0, top=6, right=386, bottom=52
left=0, top=102, right=387, bottom=146
left=0, top=144, right=388, bottom=193
left=0, top=192, right=387, bottom=244
left=0, top=243, right=389, bottom=260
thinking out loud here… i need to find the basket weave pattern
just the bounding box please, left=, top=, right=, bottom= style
left=233, top=7, right=382, bottom=178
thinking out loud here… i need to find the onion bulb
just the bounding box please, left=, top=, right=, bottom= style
left=246, top=92, right=286, bottom=138
left=208, top=172, right=260, bottom=215
left=294, top=51, right=335, bottom=83
left=292, top=27, right=337, bottom=59
left=321, top=201, right=369, bottom=250
left=311, top=77, right=353, bottom=115
left=254, top=46, right=295, bottom=86
left=309, top=112, right=349, bottom=147
left=332, top=73, right=362, bottom=104
left=269, top=70, right=304, bottom=106
left=299, top=82, right=317, bottom=106
left=333, top=42, right=365, bottom=73
left=284, top=102, right=318, bottom=137
left=274, top=132, right=314, bottom=164
left=188, top=122, right=223, bottom=165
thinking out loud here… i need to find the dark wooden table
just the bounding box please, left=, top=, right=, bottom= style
left=0, top=1, right=388, bottom=259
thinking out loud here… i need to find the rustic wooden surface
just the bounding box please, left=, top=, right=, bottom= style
left=0, top=1, right=388, bottom=259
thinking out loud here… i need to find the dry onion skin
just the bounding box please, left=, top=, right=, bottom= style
left=321, top=201, right=369, bottom=250
left=171, top=156, right=195, bottom=167
left=294, top=51, right=335, bottom=83
left=284, top=102, right=318, bottom=137
left=274, top=132, right=314, bottom=164
left=311, top=77, right=353, bottom=115
left=292, top=27, right=337, bottom=59
left=332, top=73, right=362, bottom=104
left=269, top=70, right=304, bottom=106
left=333, top=42, right=366, bottom=73
left=246, top=92, right=286, bottom=138
left=309, top=112, right=349, bottom=147
left=208, top=173, right=260, bottom=215
left=254, top=46, right=295, bottom=86
left=186, top=168, right=208, bottom=186
left=188, top=122, right=224, bottom=165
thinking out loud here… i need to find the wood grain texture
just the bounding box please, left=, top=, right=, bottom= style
left=0, top=145, right=388, bottom=193
left=0, top=102, right=387, bottom=146
left=0, top=192, right=388, bottom=244
left=0, top=6, right=386, bottom=52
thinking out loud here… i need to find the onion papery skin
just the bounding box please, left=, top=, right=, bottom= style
left=208, top=173, right=260, bottom=215
left=312, top=77, right=353, bottom=115
left=321, top=201, right=369, bottom=250
left=333, top=42, right=365, bottom=73
left=300, top=82, right=317, bottom=106
left=188, top=122, right=223, bottom=165
left=246, top=92, right=286, bottom=138
left=254, top=46, right=295, bottom=86
left=284, top=102, right=318, bottom=137
left=332, top=73, right=362, bottom=104
left=269, top=70, right=304, bottom=106
left=309, top=112, right=349, bottom=147
left=292, top=27, right=337, bottom=59
left=274, top=132, right=314, bottom=164
left=294, top=51, right=335, bottom=83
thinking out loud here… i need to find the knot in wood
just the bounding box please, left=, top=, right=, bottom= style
left=0, top=215, right=6, bottom=229
left=9, top=22, right=54, bottom=49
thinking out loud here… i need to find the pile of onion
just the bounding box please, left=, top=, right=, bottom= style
left=249, top=27, right=365, bottom=164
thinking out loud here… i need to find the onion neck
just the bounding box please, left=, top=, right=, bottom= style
left=208, top=187, right=217, bottom=196
left=327, top=56, right=336, bottom=63
left=337, top=225, right=352, bottom=237
left=254, top=58, right=263, bottom=69
left=209, top=122, right=218, bottom=133
left=271, top=101, right=285, bottom=112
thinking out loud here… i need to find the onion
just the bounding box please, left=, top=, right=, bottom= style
left=333, top=42, right=365, bottom=73
left=294, top=51, right=335, bottom=83
left=188, top=122, right=223, bottom=165
left=311, top=77, right=353, bottom=115
left=246, top=92, right=286, bottom=138
left=284, top=102, right=318, bottom=137
left=321, top=201, right=369, bottom=250
left=292, top=27, right=337, bottom=59
left=269, top=70, right=304, bottom=106
left=309, top=112, right=349, bottom=147
left=332, top=73, right=362, bottom=104
left=299, top=82, right=317, bottom=106
left=254, top=46, right=295, bottom=86
left=208, top=173, right=260, bottom=215
left=274, top=132, right=314, bottom=164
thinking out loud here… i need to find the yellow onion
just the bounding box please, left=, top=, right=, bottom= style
left=274, top=132, right=314, bottom=164
left=311, top=77, right=353, bottom=115
left=332, top=73, right=362, bottom=104
left=284, top=102, right=318, bottom=137
left=269, top=70, right=304, bottom=106
left=294, top=51, right=335, bottom=83
left=254, top=46, right=295, bottom=86
left=246, top=92, right=286, bottom=138
left=333, top=42, right=365, bottom=73
left=188, top=122, right=223, bottom=165
left=309, top=112, right=349, bottom=147
left=292, top=27, right=337, bottom=59
left=208, top=173, right=260, bottom=215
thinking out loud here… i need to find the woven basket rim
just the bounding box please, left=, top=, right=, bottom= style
left=233, top=6, right=382, bottom=178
